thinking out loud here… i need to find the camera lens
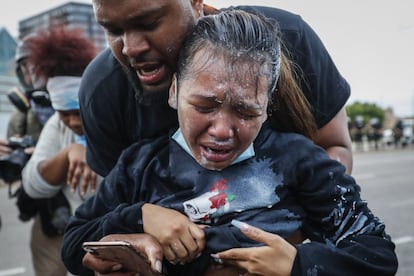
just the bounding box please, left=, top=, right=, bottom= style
left=0, top=149, right=30, bottom=183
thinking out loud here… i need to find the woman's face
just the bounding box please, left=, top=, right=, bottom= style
left=57, top=110, right=83, bottom=136
left=170, top=51, right=269, bottom=170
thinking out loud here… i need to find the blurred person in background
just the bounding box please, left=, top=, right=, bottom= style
left=0, top=31, right=55, bottom=170
left=8, top=31, right=55, bottom=139
left=19, top=27, right=100, bottom=276
left=0, top=31, right=55, bottom=235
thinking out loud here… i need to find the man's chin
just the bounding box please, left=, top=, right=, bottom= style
left=122, top=66, right=170, bottom=97
left=140, top=81, right=171, bottom=95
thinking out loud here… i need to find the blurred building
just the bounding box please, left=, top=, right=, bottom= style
left=18, top=1, right=106, bottom=52
left=0, top=28, right=17, bottom=76
left=0, top=28, right=19, bottom=117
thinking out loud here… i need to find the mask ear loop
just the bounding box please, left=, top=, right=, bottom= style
left=175, top=75, right=179, bottom=103
left=168, top=74, right=179, bottom=109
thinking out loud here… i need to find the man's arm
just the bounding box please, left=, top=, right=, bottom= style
left=312, top=107, right=353, bottom=174
left=78, top=49, right=132, bottom=177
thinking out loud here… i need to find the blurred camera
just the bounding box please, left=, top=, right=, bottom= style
left=7, top=87, right=51, bottom=114
left=7, top=87, right=30, bottom=113
left=28, top=90, right=51, bottom=107
left=0, top=135, right=36, bottom=183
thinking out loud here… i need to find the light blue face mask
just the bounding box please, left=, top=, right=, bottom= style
left=75, top=135, right=86, bottom=147
left=172, top=128, right=255, bottom=166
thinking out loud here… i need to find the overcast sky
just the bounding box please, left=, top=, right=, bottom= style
left=1, top=0, right=413, bottom=117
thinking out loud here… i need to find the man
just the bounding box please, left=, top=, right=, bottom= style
left=79, top=0, right=352, bottom=178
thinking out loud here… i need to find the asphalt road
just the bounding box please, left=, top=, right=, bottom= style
left=351, top=147, right=414, bottom=276
left=0, top=147, right=413, bottom=276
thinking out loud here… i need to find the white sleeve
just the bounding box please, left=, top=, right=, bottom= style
left=22, top=113, right=64, bottom=198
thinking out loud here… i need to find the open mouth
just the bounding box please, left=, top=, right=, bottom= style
left=135, top=63, right=166, bottom=85
left=204, top=146, right=231, bottom=155
left=201, top=145, right=234, bottom=162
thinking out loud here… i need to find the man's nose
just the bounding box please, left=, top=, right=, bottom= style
left=122, top=32, right=150, bottom=58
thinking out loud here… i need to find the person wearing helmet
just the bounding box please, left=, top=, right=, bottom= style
left=17, top=27, right=100, bottom=276
left=12, top=32, right=55, bottom=129
left=0, top=30, right=60, bottom=276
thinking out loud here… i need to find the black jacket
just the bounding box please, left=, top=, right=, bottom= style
left=62, top=127, right=397, bottom=275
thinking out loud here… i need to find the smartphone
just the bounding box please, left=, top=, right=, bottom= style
left=82, top=241, right=160, bottom=275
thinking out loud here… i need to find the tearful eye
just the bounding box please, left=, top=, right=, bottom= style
left=195, top=106, right=215, bottom=113
left=193, top=101, right=219, bottom=113
left=238, top=113, right=256, bottom=120
left=236, top=108, right=262, bottom=120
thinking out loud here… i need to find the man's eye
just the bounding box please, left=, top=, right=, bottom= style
left=141, top=21, right=159, bottom=31
left=105, top=27, right=123, bottom=36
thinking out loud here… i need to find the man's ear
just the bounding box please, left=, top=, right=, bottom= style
left=168, top=74, right=178, bottom=109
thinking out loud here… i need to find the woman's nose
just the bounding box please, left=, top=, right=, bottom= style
left=208, top=115, right=235, bottom=140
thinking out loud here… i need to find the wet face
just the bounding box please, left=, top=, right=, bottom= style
left=57, top=110, right=83, bottom=136
left=170, top=51, right=269, bottom=170
left=93, top=0, right=203, bottom=94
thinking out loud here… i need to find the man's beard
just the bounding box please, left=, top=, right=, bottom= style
left=121, top=64, right=169, bottom=105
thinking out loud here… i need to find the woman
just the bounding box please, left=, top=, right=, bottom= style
left=63, top=10, right=397, bottom=276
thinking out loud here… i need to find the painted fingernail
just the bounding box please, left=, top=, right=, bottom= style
left=168, top=260, right=179, bottom=265
left=111, top=263, right=123, bottom=271
left=154, top=260, right=162, bottom=273
left=231, top=219, right=249, bottom=232
left=210, top=253, right=223, bottom=264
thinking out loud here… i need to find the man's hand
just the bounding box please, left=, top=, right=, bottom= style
left=82, top=233, right=164, bottom=275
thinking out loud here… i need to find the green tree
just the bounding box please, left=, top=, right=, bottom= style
left=346, top=101, right=385, bottom=128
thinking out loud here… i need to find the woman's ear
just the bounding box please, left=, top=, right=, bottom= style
left=191, top=0, right=204, bottom=16
left=168, top=74, right=178, bottom=109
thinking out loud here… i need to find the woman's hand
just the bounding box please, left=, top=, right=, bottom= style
left=82, top=233, right=164, bottom=275
left=66, top=143, right=97, bottom=195
left=142, top=203, right=205, bottom=264
left=212, top=220, right=297, bottom=276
